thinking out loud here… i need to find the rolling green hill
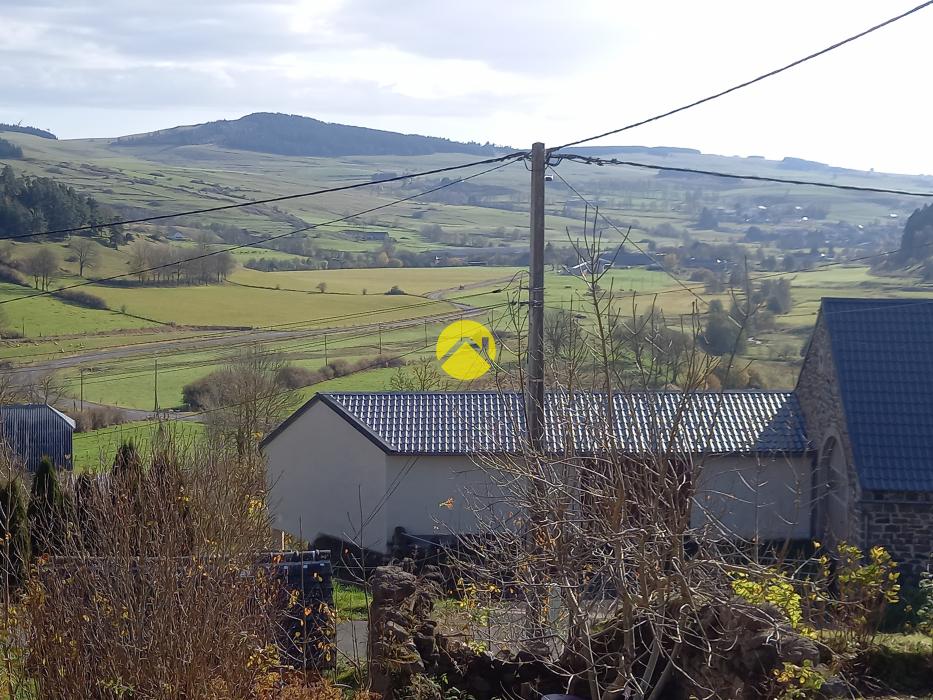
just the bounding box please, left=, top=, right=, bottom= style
left=113, top=112, right=496, bottom=157
left=1, top=117, right=932, bottom=405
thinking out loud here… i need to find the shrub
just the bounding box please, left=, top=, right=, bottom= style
left=51, top=289, right=108, bottom=310
left=275, top=365, right=317, bottom=390
left=21, top=443, right=281, bottom=698
left=0, top=263, right=28, bottom=287
left=182, top=375, right=216, bottom=410
left=0, top=475, right=30, bottom=588
left=27, top=457, right=68, bottom=558
left=72, top=406, right=126, bottom=433
left=385, top=285, right=406, bottom=295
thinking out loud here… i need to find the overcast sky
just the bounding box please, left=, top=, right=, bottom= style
left=2, top=1, right=932, bottom=174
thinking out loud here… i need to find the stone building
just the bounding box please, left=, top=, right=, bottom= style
left=263, top=296, right=933, bottom=578
left=797, top=298, right=933, bottom=578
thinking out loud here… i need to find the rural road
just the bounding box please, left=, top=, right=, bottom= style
left=15, top=297, right=497, bottom=376
left=14, top=280, right=515, bottom=421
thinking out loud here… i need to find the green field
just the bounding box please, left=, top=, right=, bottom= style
left=1, top=128, right=931, bottom=407
left=82, top=282, right=458, bottom=328
left=230, top=266, right=524, bottom=296
left=72, top=419, right=205, bottom=472
left=0, top=283, right=158, bottom=337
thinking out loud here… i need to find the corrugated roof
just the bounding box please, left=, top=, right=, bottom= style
left=294, top=391, right=808, bottom=456
left=821, top=298, right=933, bottom=491
left=0, top=404, right=74, bottom=471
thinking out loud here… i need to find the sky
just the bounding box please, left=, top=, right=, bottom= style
left=1, top=0, right=932, bottom=174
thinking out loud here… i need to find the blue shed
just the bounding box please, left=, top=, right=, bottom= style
left=0, top=404, right=74, bottom=472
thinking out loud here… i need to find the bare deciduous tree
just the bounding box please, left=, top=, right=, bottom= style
left=447, top=213, right=811, bottom=700
left=20, top=370, right=65, bottom=407
left=203, top=344, right=301, bottom=457
left=389, top=356, right=451, bottom=391
left=22, top=248, right=58, bottom=291
left=70, top=237, right=100, bottom=277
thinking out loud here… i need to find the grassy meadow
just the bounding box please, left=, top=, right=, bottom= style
left=1, top=128, right=932, bottom=416
left=72, top=419, right=205, bottom=472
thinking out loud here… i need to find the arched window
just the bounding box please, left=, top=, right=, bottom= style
left=814, top=435, right=849, bottom=545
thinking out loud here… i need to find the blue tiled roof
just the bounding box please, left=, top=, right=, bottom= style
left=821, top=298, right=933, bottom=491
left=297, top=391, right=808, bottom=456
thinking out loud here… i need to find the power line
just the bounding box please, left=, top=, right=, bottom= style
left=0, top=158, right=523, bottom=308
left=2, top=152, right=526, bottom=242
left=546, top=165, right=713, bottom=309
left=8, top=278, right=523, bottom=366
left=63, top=299, right=516, bottom=389
left=551, top=1, right=933, bottom=151
left=557, top=154, right=933, bottom=198
left=69, top=329, right=469, bottom=443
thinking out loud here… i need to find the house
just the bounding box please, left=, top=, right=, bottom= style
left=560, top=257, right=615, bottom=276
left=263, top=391, right=810, bottom=553
left=796, top=298, right=933, bottom=577
left=0, top=404, right=74, bottom=471
left=168, top=231, right=188, bottom=242
left=263, top=296, right=933, bottom=576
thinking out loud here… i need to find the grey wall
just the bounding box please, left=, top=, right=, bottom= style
left=265, top=401, right=388, bottom=550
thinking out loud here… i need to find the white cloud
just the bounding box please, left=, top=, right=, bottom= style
left=1, top=0, right=932, bottom=172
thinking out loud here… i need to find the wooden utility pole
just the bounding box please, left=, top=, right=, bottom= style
left=324, top=334, right=328, bottom=365
left=526, top=142, right=546, bottom=450
left=378, top=325, right=383, bottom=355
left=154, top=359, right=159, bottom=412
left=79, top=368, right=84, bottom=411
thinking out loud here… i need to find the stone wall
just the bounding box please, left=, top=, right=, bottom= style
left=795, top=314, right=863, bottom=545
left=862, top=491, right=933, bottom=581
left=798, top=314, right=933, bottom=578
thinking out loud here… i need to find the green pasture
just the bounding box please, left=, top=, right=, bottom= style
left=81, top=281, right=458, bottom=328
left=230, top=266, right=524, bottom=296
left=72, top=419, right=205, bottom=473
left=0, top=283, right=157, bottom=337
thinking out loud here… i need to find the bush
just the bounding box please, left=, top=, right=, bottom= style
left=385, top=285, right=406, bottom=295
left=20, top=443, right=281, bottom=698
left=275, top=365, right=317, bottom=390
left=182, top=375, right=215, bottom=410
left=0, top=263, right=28, bottom=287
left=0, top=476, right=30, bottom=589
left=51, top=289, right=108, bottom=310
left=72, top=406, right=126, bottom=433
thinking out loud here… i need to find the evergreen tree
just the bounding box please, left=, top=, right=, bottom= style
left=28, top=457, right=68, bottom=558
left=0, top=476, right=30, bottom=588
left=113, top=440, right=142, bottom=480
left=73, top=473, right=99, bottom=553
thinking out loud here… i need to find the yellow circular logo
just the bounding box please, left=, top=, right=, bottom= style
left=435, top=319, right=496, bottom=381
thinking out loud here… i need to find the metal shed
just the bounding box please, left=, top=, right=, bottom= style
left=0, top=404, right=75, bottom=471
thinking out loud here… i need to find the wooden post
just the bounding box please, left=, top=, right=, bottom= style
left=526, top=142, right=546, bottom=450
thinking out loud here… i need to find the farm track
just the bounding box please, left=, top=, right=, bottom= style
left=17, top=281, right=509, bottom=422
left=18, top=302, right=485, bottom=375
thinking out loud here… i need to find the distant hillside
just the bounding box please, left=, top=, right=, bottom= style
left=113, top=112, right=497, bottom=158
left=0, top=123, right=57, bottom=140
left=569, top=145, right=702, bottom=157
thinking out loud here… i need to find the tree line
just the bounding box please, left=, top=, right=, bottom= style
left=0, top=123, right=56, bottom=139
left=125, top=240, right=235, bottom=286
left=0, top=166, right=124, bottom=245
